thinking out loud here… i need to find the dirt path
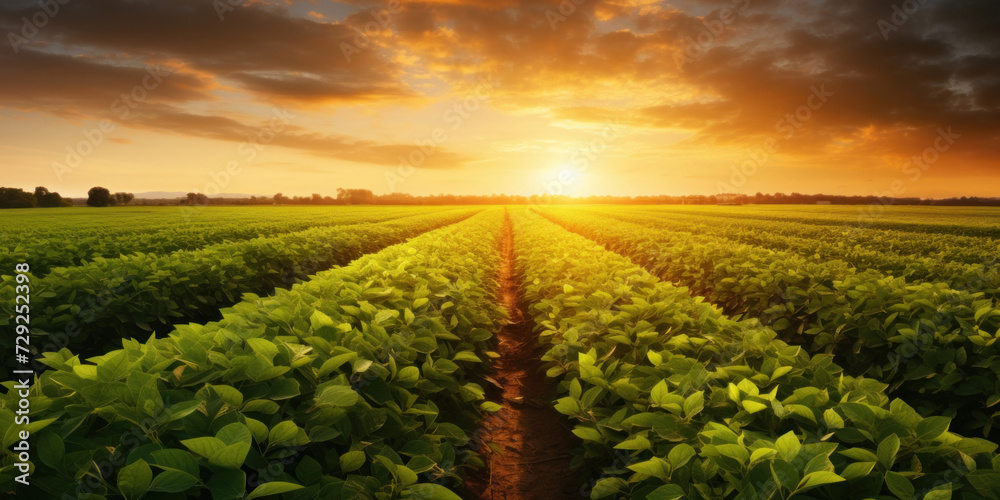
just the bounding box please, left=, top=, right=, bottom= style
left=464, top=211, right=579, bottom=499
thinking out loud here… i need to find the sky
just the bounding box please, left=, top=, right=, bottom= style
left=0, top=0, right=997, bottom=198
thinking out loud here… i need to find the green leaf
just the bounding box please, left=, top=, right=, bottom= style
left=310, top=310, right=335, bottom=332
left=650, top=380, right=669, bottom=407
left=776, top=432, right=801, bottom=462
left=268, top=421, right=299, bottom=446
left=647, top=484, right=685, bottom=500
left=246, top=338, right=279, bottom=361
left=614, top=435, right=651, bottom=450
left=246, top=481, right=305, bottom=499
left=823, top=409, right=845, bottom=430
left=149, top=449, right=199, bottom=477
left=180, top=437, right=225, bottom=460
left=340, top=450, right=366, bottom=473
left=771, top=460, right=801, bottom=492
left=148, top=469, right=200, bottom=494
left=627, top=457, right=670, bottom=481
left=743, top=399, right=768, bottom=414
left=118, top=459, right=153, bottom=500
left=406, top=483, right=462, bottom=500
left=683, top=391, right=704, bottom=418
left=316, top=385, right=359, bottom=407
left=480, top=401, right=502, bottom=412
left=668, top=444, right=696, bottom=469
left=796, top=471, right=845, bottom=493
left=878, top=434, right=901, bottom=469
left=453, top=351, right=482, bottom=363
left=840, top=462, right=876, bottom=481
left=37, top=430, right=65, bottom=469
left=98, top=351, right=132, bottom=381
left=885, top=471, right=915, bottom=499
left=207, top=469, right=246, bottom=500
left=914, top=417, right=950, bottom=442
left=396, top=366, right=420, bottom=386
left=217, top=423, right=252, bottom=446
left=922, top=484, right=952, bottom=500
left=572, top=427, right=603, bottom=442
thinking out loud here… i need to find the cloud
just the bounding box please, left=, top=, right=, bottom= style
left=0, top=0, right=410, bottom=104
left=125, top=104, right=473, bottom=169
left=0, top=0, right=997, bottom=183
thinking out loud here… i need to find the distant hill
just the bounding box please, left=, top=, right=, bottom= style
left=134, top=191, right=266, bottom=199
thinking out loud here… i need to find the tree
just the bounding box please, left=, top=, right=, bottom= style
left=113, top=192, right=134, bottom=206
left=273, top=193, right=286, bottom=204
left=87, top=187, right=112, bottom=207
left=185, top=192, right=208, bottom=205
left=0, top=187, right=37, bottom=208
left=336, top=188, right=374, bottom=205
left=34, top=186, right=70, bottom=207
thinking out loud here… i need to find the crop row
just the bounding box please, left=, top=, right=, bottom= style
left=541, top=208, right=1000, bottom=437
left=0, top=209, right=507, bottom=499
left=638, top=206, right=1000, bottom=238
left=1, top=207, right=450, bottom=276
left=580, top=207, right=1000, bottom=299
left=0, top=209, right=480, bottom=370
left=601, top=206, right=999, bottom=269
left=511, top=208, right=1000, bottom=499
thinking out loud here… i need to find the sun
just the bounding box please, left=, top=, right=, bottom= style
left=536, top=165, right=590, bottom=196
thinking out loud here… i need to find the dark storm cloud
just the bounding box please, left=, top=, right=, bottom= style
left=0, top=0, right=476, bottom=168
left=0, top=0, right=408, bottom=103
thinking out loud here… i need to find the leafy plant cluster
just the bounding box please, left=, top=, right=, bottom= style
left=512, top=209, right=1000, bottom=500
left=581, top=207, right=1000, bottom=300
left=542, top=208, right=1000, bottom=437
left=0, top=209, right=508, bottom=499
left=0, top=206, right=449, bottom=275
left=0, top=209, right=480, bottom=372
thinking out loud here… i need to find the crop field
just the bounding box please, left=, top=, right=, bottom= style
left=3, top=205, right=1000, bottom=500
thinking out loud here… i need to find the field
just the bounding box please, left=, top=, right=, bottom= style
left=2, top=205, right=1000, bottom=500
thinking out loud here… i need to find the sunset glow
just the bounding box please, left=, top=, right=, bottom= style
left=1, top=0, right=997, bottom=198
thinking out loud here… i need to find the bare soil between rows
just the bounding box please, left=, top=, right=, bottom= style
left=463, top=211, right=580, bottom=500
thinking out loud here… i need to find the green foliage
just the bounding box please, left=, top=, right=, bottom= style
left=0, top=208, right=479, bottom=364
left=0, top=205, right=456, bottom=274
left=543, top=207, right=1000, bottom=436
left=512, top=208, right=1000, bottom=500
left=0, top=210, right=507, bottom=498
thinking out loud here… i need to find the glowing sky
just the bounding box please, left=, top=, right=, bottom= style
left=0, top=0, right=997, bottom=198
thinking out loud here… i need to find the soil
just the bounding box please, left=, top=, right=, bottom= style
left=463, top=211, right=580, bottom=499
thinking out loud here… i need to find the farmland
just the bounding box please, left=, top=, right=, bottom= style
left=2, top=205, right=1000, bottom=499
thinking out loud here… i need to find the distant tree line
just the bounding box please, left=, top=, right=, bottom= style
left=0, top=186, right=136, bottom=209
left=180, top=188, right=376, bottom=206
left=0, top=186, right=73, bottom=208
left=170, top=190, right=1000, bottom=207
left=6, top=185, right=998, bottom=208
